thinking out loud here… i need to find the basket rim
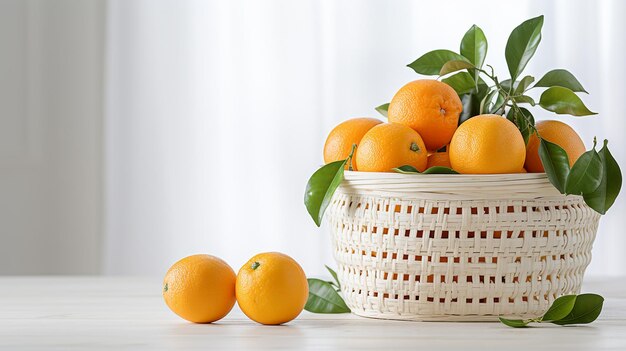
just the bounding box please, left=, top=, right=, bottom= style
left=344, top=170, right=548, bottom=181
left=339, top=171, right=565, bottom=200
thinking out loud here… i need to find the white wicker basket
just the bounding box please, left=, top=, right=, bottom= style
left=327, top=171, right=600, bottom=321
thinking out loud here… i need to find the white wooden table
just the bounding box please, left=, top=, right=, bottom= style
left=1, top=277, right=625, bottom=350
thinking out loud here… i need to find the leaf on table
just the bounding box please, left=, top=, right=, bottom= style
left=408, top=50, right=468, bottom=75
left=305, top=278, right=350, bottom=313
left=541, top=295, right=577, bottom=322
left=539, top=138, right=570, bottom=193
left=534, top=69, right=588, bottom=93
left=551, top=294, right=604, bottom=325
left=583, top=140, right=623, bottom=214
left=304, top=159, right=347, bottom=226
left=539, top=86, right=596, bottom=116
left=505, top=15, right=544, bottom=81
left=499, top=317, right=531, bottom=328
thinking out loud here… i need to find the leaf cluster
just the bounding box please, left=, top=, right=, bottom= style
left=378, top=15, right=621, bottom=214
left=305, top=16, right=622, bottom=228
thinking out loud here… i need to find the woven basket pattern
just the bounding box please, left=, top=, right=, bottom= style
left=327, top=172, right=600, bottom=321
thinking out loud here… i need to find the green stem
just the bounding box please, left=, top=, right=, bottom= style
left=347, top=143, right=357, bottom=171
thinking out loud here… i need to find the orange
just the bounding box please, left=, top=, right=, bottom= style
left=525, top=120, right=586, bottom=173
left=449, top=114, right=526, bottom=174
left=236, top=252, right=308, bottom=325
left=426, top=152, right=451, bottom=169
left=355, top=123, right=428, bottom=172
left=388, top=79, right=463, bottom=151
left=163, top=254, right=236, bottom=323
left=324, top=117, right=383, bottom=170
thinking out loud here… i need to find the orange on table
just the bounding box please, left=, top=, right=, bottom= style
left=388, top=79, right=462, bottom=151
left=163, top=254, right=236, bottom=323
left=449, top=114, right=526, bottom=174
left=355, top=123, right=428, bottom=172
left=525, top=120, right=586, bottom=172
left=324, top=117, right=383, bottom=170
left=426, top=152, right=452, bottom=169
left=236, top=252, right=308, bottom=325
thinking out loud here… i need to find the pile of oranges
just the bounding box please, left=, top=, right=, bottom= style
left=162, top=252, right=308, bottom=325
left=324, top=79, right=586, bottom=174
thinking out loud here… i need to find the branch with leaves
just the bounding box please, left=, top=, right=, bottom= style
left=375, top=15, right=621, bottom=214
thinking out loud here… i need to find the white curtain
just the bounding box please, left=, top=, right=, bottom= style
left=104, top=0, right=626, bottom=276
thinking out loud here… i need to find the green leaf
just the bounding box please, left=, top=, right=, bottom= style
left=408, top=50, right=468, bottom=75
left=393, top=165, right=458, bottom=174
left=505, top=15, right=544, bottom=81
left=325, top=265, right=341, bottom=289
left=479, top=89, right=498, bottom=114
left=422, top=166, right=459, bottom=174
left=552, top=294, right=604, bottom=325
left=392, top=165, right=420, bottom=174
left=515, top=75, right=535, bottom=95
left=542, top=295, right=577, bottom=322
left=460, top=24, right=488, bottom=70
left=500, top=79, right=514, bottom=92
left=375, top=103, right=389, bottom=118
left=539, top=138, right=570, bottom=193
left=535, top=69, right=588, bottom=93
left=304, top=159, right=347, bottom=226
left=490, top=92, right=506, bottom=114
left=499, top=317, right=531, bottom=328
left=514, top=95, right=536, bottom=106
left=304, top=278, right=351, bottom=313
left=442, top=72, right=477, bottom=95
left=507, top=107, right=535, bottom=145
left=565, top=143, right=603, bottom=195
left=439, top=60, right=475, bottom=76
left=459, top=84, right=489, bottom=124
left=584, top=140, right=623, bottom=214
left=539, top=86, right=597, bottom=116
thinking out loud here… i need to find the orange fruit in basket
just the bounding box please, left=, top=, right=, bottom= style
left=525, top=120, right=586, bottom=173
left=163, top=254, right=236, bottom=323
left=426, top=152, right=452, bottom=169
left=324, top=117, right=383, bottom=170
left=355, top=123, right=428, bottom=172
left=449, top=114, right=526, bottom=174
left=236, top=252, right=308, bottom=325
left=388, top=79, right=463, bottom=151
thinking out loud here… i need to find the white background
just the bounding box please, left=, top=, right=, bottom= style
left=1, top=0, right=624, bottom=277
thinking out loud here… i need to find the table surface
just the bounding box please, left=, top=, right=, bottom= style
left=1, top=277, right=625, bottom=350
